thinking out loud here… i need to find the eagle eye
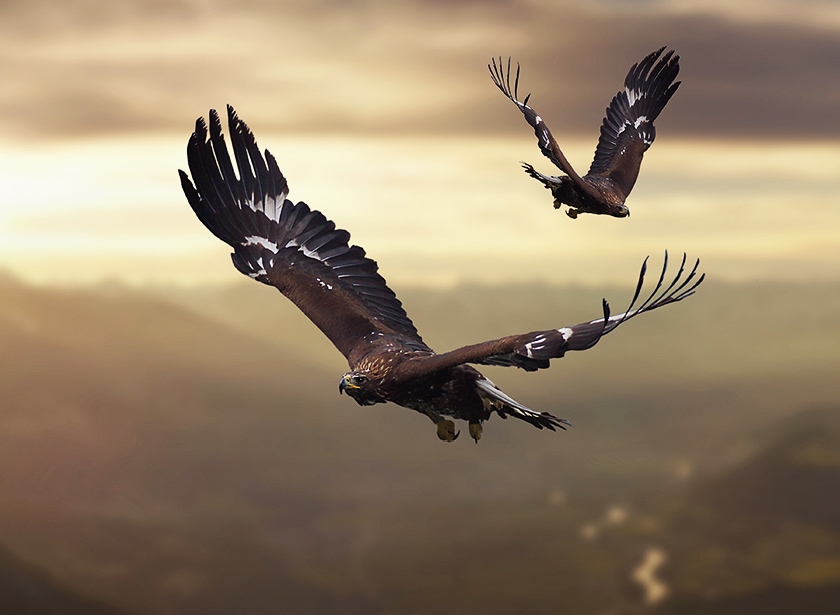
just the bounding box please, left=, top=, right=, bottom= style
left=351, top=374, right=367, bottom=385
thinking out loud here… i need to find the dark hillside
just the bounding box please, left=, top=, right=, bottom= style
left=1, top=273, right=838, bottom=614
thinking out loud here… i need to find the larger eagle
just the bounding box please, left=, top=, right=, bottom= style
left=179, top=106, right=702, bottom=442
left=490, top=47, right=681, bottom=219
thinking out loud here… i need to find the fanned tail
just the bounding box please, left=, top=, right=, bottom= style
left=521, top=162, right=559, bottom=188
left=476, top=378, right=572, bottom=431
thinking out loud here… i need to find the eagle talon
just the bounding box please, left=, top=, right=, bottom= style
left=469, top=422, right=483, bottom=443
left=566, top=207, right=579, bottom=219
left=436, top=419, right=459, bottom=442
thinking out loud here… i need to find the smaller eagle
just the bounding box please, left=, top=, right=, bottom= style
left=489, top=47, right=681, bottom=219
left=180, top=106, right=703, bottom=443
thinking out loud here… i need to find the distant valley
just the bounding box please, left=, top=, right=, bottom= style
left=1, top=273, right=838, bottom=614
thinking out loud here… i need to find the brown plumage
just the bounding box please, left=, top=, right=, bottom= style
left=489, top=47, right=681, bottom=219
left=179, top=106, right=703, bottom=442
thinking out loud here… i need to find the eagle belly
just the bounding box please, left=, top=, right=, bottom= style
left=386, top=364, right=570, bottom=434
left=550, top=177, right=588, bottom=209
left=388, top=365, right=490, bottom=425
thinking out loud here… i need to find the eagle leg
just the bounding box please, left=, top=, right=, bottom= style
left=436, top=419, right=460, bottom=442
left=468, top=421, right=483, bottom=443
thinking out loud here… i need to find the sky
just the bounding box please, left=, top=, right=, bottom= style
left=1, top=0, right=839, bottom=286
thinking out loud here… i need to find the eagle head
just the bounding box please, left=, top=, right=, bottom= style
left=611, top=204, right=630, bottom=218
left=602, top=191, right=629, bottom=217
left=339, top=371, right=383, bottom=406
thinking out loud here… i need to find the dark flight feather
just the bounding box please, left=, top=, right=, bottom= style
left=402, top=251, right=703, bottom=375
left=588, top=47, right=681, bottom=180
left=180, top=106, right=424, bottom=360
left=488, top=56, right=601, bottom=203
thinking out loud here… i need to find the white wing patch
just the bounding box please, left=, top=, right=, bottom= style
left=540, top=128, right=551, bottom=147
left=523, top=328, right=573, bottom=358
left=301, top=245, right=321, bottom=260
left=244, top=236, right=279, bottom=251
left=247, top=194, right=288, bottom=222
left=616, top=115, right=649, bottom=139
left=590, top=310, right=632, bottom=325
left=625, top=87, right=642, bottom=107
left=248, top=256, right=268, bottom=279
left=316, top=277, right=334, bottom=290
left=524, top=333, right=548, bottom=358
left=284, top=239, right=322, bottom=262
left=262, top=195, right=286, bottom=222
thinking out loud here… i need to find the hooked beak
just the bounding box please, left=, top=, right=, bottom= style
left=339, top=373, right=358, bottom=395
left=615, top=205, right=630, bottom=218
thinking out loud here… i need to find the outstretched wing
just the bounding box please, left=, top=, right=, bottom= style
left=587, top=47, right=681, bottom=197
left=179, top=105, right=427, bottom=363
left=407, top=252, right=703, bottom=374
left=488, top=57, right=602, bottom=202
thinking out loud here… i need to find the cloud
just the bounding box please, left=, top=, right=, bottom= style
left=0, top=0, right=838, bottom=139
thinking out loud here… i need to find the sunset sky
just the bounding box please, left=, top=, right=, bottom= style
left=1, top=0, right=838, bottom=286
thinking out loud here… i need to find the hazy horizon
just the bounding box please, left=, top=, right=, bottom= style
left=1, top=134, right=838, bottom=288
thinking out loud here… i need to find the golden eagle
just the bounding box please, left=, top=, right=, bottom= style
left=489, top=47, right=681, bottom=219
left=179, top=106, right=702, bottom=442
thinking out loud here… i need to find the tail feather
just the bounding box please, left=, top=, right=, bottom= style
left=521, top=161, right=562, bottom=188
left=476, top=378, right=572, bottom=431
